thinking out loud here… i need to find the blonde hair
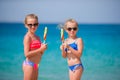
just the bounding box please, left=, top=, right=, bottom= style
left=24, top=14, right=38, bottom=24
left=64, top=19, right=78, bottom=30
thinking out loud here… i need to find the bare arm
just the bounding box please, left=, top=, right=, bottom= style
left=60, top=44, right=67, bottom=58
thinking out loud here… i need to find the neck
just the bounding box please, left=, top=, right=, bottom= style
left=28, top=31, right=35, bottom=37
left=68, top=36, right=77, bottom=40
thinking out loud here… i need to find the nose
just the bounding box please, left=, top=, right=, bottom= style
left=71, top=29, right=74, bottom=31
left=31, top=26, right=35, bottom=28
left=31, top=26, right=36, bottom=28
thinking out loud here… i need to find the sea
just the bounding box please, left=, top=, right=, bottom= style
left=0, top=23, right=120, bottom=80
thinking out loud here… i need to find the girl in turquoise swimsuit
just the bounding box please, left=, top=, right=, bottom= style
left=60, top=19, right=84, bottom=80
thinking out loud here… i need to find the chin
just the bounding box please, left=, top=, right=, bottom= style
left=70, top=33, right=75, bottom=36
left=32, top=29, right=36, bottom=32
left=31, top=30, right=35, bottom=33
left=70, top=35, right=75, bottom=37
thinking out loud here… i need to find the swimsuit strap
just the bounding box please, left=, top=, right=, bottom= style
left=65, top=38, right=78, bottom=44
left=73, top=38, right=78, bottom=44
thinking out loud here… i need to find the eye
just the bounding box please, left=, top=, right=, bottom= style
left=27, top=23, right=38, bottom=27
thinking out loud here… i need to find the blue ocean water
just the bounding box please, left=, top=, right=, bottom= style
left=0, top=23, right=120, bottom=80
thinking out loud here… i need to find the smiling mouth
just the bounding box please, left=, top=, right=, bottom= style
left=32, top=28, right=36, bottom=30
left=70, top=32, right=74, bottom=34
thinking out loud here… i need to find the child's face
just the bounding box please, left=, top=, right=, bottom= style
left=26, top=18, right=39, bottom=33
left=66, top=22, right=78, bottom=37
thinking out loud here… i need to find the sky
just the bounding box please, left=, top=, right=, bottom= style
left=0, top=0, right=120, bottom=24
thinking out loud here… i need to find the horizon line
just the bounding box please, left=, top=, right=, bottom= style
left=0, top=22, right=120, bottom=25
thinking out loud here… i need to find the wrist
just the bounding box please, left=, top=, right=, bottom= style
left=67, top=45, right=70, bottom=49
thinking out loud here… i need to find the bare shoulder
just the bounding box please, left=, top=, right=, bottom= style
left=77, top=38, right=83, bottom=41
left=23, top=34, right=31, bottom=43
left=76, top=38, right=83, bottom=44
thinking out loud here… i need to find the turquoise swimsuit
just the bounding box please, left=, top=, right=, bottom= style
left=65, top=40, right=83, bottom=72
